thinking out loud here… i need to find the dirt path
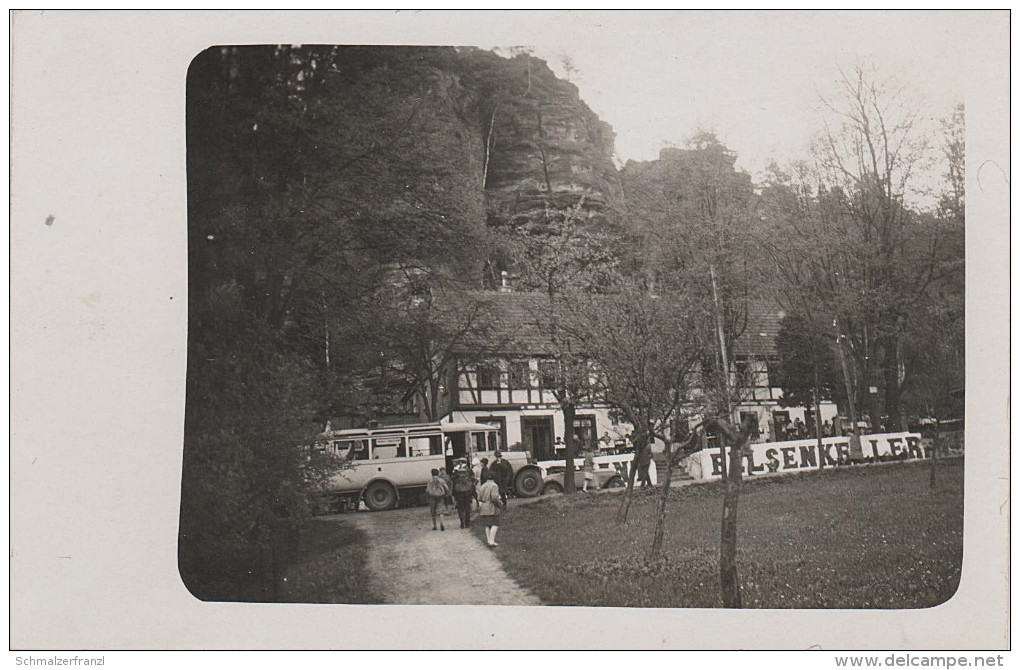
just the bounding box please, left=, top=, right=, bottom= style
left=337, top=505, right=541, bottom=606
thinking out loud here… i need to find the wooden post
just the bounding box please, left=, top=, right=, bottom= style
left=813, top=353, right=824, bottom=466
left=834, top=318, right=859, bottom=441
left=929, top=418, right=940, bottom=489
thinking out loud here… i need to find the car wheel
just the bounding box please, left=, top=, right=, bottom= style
left=542, top=481, right=563, bottom=495
left=363, top=481, right=397, bottom=511
left=514, top=467, right=543, bottom=498
left=604, top=475, right=625, bottom=489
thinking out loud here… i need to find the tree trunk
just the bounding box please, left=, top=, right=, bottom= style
left=481, top=102, right=497, bottom=189
left=813, top=354, right=824, bottom=467
left=929, top=419, right=940, bottom=490
left=617, top=435, right=647, bottom=524
left=719, top=430, right=746, bottom=608
left=835, top=323, right=859, bottom=435
left=883, top=340, right=902, bottom=431
left=563, top=401, right=577, bottom=494
left=650, top=443, right=676, bottom=555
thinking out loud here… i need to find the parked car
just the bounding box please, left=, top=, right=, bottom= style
left=539, top=465, right=625, bottom=494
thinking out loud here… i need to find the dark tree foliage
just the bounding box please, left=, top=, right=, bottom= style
left=774, top=312, right=842, bottom=413
left=619, top=133, right=761, bottom=362
left=182, top=45, right=492, bottom=600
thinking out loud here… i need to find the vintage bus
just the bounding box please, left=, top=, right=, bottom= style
left=314, top=422, right=543, bottom=512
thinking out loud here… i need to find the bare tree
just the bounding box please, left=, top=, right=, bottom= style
left=810, top=62, right=956, bottom=431
left=499, top=203, right=619, bottom=491
left=567, top=284, right=713, bottom=528
left=650, top=429, right=701, bottom=554
left=367, top=274, right=502, bottom=421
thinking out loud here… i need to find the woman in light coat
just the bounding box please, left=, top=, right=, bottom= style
left=476, top=476, right=503, bottom=547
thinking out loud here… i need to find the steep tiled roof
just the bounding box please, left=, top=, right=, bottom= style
left=451, top=291, right=559, bottom=356
left=732, top=302, right=783, bottom=357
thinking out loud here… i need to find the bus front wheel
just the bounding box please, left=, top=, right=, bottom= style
left=363, top=481, right=397, bottom=511
left=514, top=467, right=543, bottom=498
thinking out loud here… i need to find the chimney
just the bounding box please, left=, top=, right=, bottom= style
left=499, top=270, right=513, bottom=293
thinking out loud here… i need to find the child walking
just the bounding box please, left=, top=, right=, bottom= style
left=582, top=449, right=599, bottom=492
left=426, top=468, right=450, bottom=531
left=477, top=475, right=503, bottom=546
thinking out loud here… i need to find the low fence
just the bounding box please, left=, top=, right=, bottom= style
left=683, top=431, right=927, bottom=480
left=536, top=453, right=658, bottom=486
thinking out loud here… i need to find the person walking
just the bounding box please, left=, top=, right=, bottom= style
left=438, top=467, right=454, bottom=507
left=490, top=451, right=513, bottom=506
left=582, top=448, right=599, bottom=492
left=477, top=475, right=503, bottom=547
left=426, top=468, right=450, bottom=531
left=451, top=458, right=477, bottom=529
left=478, top=457, right=490, bottom=484
left=636, top=445, right=652, bottom=489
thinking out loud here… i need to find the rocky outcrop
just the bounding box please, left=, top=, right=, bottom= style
left=457, top=48, right=621, bottom=225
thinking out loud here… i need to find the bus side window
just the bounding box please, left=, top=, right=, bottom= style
left=341, top=440, right=370, bottom=461
left=429, top=435, right=443, bottom=456
left=488, top=432, right=499, bottom=452
left=373, top=438, right=404, bottom=459
left=407, top=436, right=433, bottom=458
left=473, top=432, right=487, bottom=454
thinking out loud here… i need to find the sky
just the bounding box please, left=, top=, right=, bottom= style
left=481, top=11, right=986, bottom=183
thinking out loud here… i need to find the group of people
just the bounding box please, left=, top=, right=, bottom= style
left=554, top=431, right=631, bottom=456
left=774, top=417, right=837, bottom=441
left=425, top=450, right=514, bottom=547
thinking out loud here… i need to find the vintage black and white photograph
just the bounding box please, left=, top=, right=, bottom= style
left=10, top=9, right=1009, bottom=652
left=180, top=20, right=975, bottom=610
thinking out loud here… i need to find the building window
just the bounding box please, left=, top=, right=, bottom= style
left=734, top=356, right=770, bottom=389
left=764, top=357, right=778, bottom=388
left=538, top=360, right=558, bottom=390
left=508, top=360, right=532, bottom=389
left=476, top=362, right=500, bottom=390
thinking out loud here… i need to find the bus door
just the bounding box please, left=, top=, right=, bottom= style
left=444, top=431, right=468, bottom=472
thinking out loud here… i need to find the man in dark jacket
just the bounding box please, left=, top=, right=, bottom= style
left=490, top=451, right=514, bottom=505
left=636, top=444, right=653, bottom=489
left=450, top=459, right=477, bottom=529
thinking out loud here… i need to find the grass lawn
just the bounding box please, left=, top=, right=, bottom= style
left=278, top=518, right=380, bottom=603
left=484, top=459, right=963, bottom=608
